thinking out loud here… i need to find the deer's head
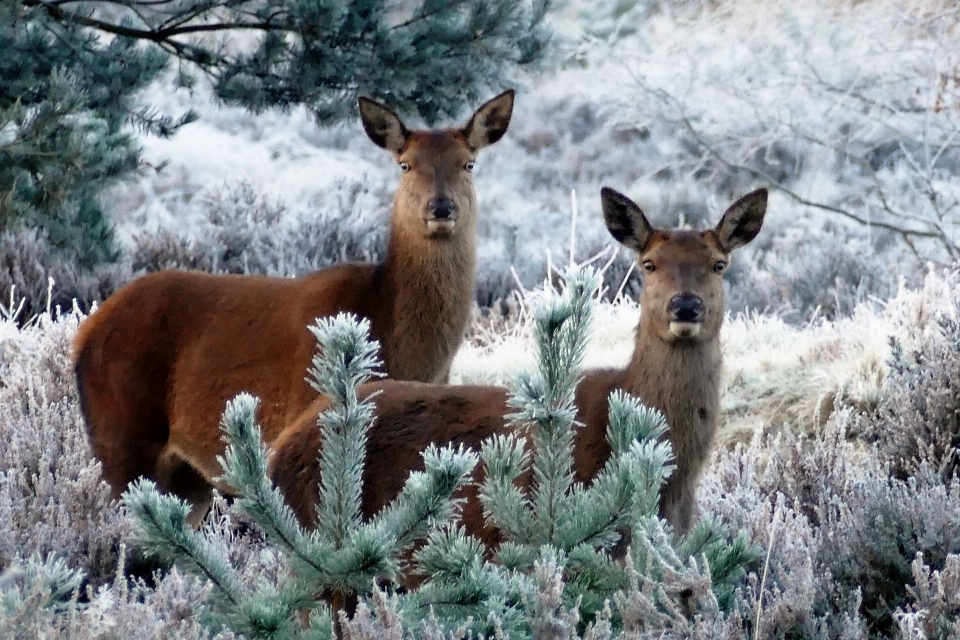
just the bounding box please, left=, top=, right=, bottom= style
left=602, top=187, right=768, bottom=343
left=358, top=90, right=515, bottom=241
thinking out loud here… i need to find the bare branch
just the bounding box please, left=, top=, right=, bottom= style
left=24, top=0, right=287, bottom=44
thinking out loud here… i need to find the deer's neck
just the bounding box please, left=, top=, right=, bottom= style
left=623, top=322, right=723, bottom=477
left=377, top=212, right=476, bottom=382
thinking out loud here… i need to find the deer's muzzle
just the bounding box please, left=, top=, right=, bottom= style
left=667, top=293, right=704, bottom=338
left=424, top=198, right=459, bottom=236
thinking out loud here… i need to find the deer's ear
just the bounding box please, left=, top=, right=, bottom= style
left=358, top=97, right=410, bottom=153
left=715, top=188, right=768, bottom=251
left=462, top=89, right=515, bottom=151
left=601, top=187, right=653, bottom=252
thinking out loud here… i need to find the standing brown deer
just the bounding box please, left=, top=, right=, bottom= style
left=269, top=186, right=767, bottom=540
left=72, top=90, right=515, bottom=520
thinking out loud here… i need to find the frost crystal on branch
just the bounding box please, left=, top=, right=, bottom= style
left=307, top=314, right=383, bottom=549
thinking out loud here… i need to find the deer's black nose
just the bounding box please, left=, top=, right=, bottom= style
left=428, top=198, right=457, bottom=220
left=668, top=293, right=704, bottom=322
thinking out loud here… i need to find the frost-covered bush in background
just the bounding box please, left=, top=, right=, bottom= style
left=130, top=180, right=389, bottom=277
left=0, top=176, right=392, bottom=321
left=576, top=0, right=660, bottom=41
left=725, top=221, right=906, bottom=319
left=599, top=0, right=956, bottom=315
left=865, top=270, right=960, bottom=480
left=0, top=228, right=132, bottom=318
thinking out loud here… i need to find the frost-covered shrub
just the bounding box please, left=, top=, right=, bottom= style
left=896, top=553, right=960, bottom=639
left=0, top=554, right=232, bottom=639
left=577, top=0, right=661, bottom=41
left=701, top=425, right=869, bottom=638
left=726, top=222, right=907, bottom=320
left=815, top=462, right=960, bottom=636
left=0, top=310, right=130, bottom=588
left=131, top=180, right=389, bottom=277
left=866, top=271, right=960, bottom=480
left=607, top=0, right=960, bottom=272
left=702, top=404, right=960, bottom=638
left=0, top=227, right=131, bottom=321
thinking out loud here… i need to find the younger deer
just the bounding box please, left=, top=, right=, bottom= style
left=73, top=90, right=515, bottom=520
left=270, top=187, right=767, bottom=539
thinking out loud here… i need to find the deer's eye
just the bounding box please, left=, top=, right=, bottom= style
left=464, top=161, right=476, bottom=172
left=399, top=161, right=411, bottom=172
left=713, top=260, right=727, bottom=273
left=642, top=260, right=656, bottom=273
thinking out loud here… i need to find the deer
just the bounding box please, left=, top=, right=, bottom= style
left=72, top=90, right=516, bottom=523
left=268, top=186, right=768, bottom=544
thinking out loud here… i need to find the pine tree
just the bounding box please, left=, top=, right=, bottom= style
left=399, top=269, right=674, bottom=633
left=123, top=313, right=478, bottom=639
left=1, top=3, right=178, bottom=266
left=406, top=268, right=758, bottom=634
left=5, top=0, right=551, bottom=268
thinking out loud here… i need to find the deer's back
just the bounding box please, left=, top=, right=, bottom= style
left=269, top=370, right=625, bottom=539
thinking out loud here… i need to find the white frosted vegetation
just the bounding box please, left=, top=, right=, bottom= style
left=4, top=0, right=960, bottom=635
left=3, top=269, right=960, bottom=635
